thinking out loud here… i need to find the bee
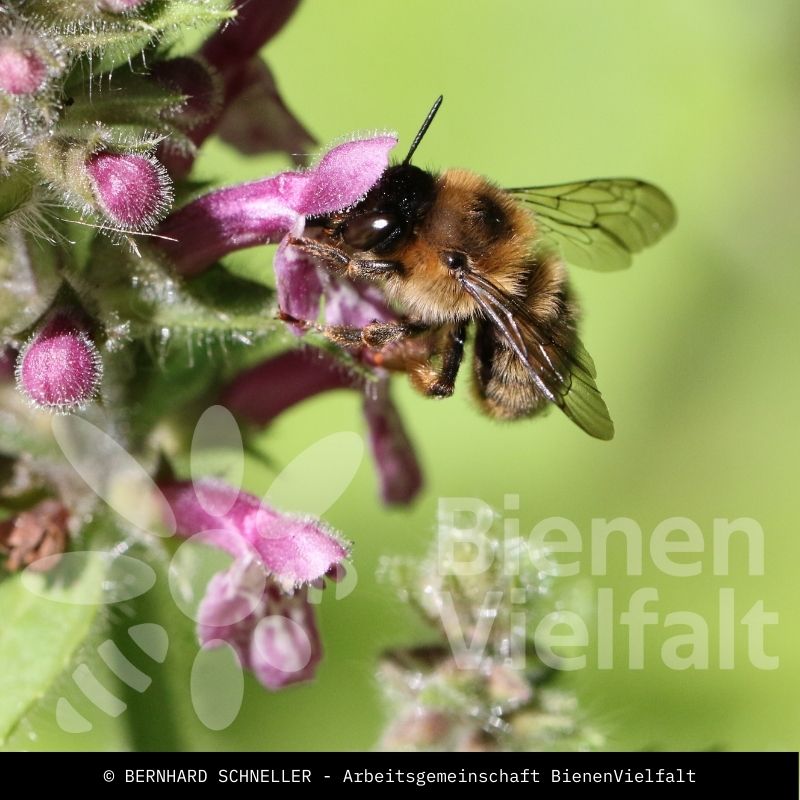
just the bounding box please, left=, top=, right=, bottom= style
left=286, top=97, right=676, bottom=439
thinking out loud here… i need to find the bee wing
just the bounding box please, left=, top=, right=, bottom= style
left=507, top=179, right=676, bottom=271
left=461, top=271, right=614, bottom=439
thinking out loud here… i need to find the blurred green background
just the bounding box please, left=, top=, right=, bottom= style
left=15, top=0, right=800, bottom=751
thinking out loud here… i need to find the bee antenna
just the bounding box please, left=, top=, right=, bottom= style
left=403, top=95, right=443, bottom=165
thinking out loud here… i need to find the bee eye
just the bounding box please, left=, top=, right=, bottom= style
left=341, top=211, right=400, bottom=250
left=442, top=251, right=468, bottom=271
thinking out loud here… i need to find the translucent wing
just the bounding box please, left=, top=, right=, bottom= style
left=461, top=272, right=614, bottom=439
left=507, top=178, right=676, bottom=271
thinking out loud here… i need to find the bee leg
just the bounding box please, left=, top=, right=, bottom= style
left=287, top=237, right=402, bottom=280
left=278, top=310, right=424, bottom=350
left=322, top=320, right=426, bottom=349
left=411, top=323, right=467, bottom=397
left=276, top=310, right=359, bottom=345
left=287, top=237, right=349, bottom=270
left=347, top=260, right=403, bottom=280
left=361, top=321, right=427, bottom=348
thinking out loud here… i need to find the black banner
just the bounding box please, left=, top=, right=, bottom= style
left=6, top=751, right=797, bottom=795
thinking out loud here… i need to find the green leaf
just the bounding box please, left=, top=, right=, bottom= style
left=0, top=548, right=107, bottom=745
left=54, top=0, right=233, bottom=73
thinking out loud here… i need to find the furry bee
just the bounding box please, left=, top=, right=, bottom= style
left=286, top=97, right=676, bottom=439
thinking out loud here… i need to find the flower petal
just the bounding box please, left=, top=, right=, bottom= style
left=250, top=510, right=349, bottom=587
left=197, top=564, right=323, bottom=691
left=161, top=479, right=349, bottom=585
left=274, top=227, right=324, bottom=332
left=250, top=586, right=321, bottom=689
left=295, top=135, right=398, bottom=216
left=220, top=348, right=362, bottom=427
left=157, top=173, right=303, bottom=275
left=363, top=379, right=423, bottom=505
left=201, top=0, right=301, bottom=77
left=216, top=59, right=315, bottom=166
left=322, top=274, right=396, bottom=328
left=197, top=558, right=264, bottom=635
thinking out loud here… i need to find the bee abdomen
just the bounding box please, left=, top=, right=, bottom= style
left=471, top=325, right=549, bottom=421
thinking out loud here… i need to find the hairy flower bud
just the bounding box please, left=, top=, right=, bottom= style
left=85, top=151, right=172, bottom=229
left=16, top=313, right=103, bottom=412
left=151, top=56, right=222, bottom=129
left=0, top=43, right=47, bottom=97
left=0, top=30, right=62, bottom=97
left=98, top=0, right=148, bottom=12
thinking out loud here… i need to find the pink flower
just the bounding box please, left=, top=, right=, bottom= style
left=364, top=379, right=423, bottom=506
left=159, top=0, right=310, bottom=179
left=220, top=352, right=424, bottom=506
left=157, top=134, right=397, bottom=276
left=162, top=479, right=348, bottom=586
left=220, top=348, right=362, bottom=426
left=201, top=1, right=302, bottom=76
left=15, top=313, right=103, bottom=412
left=161, top=478, right=348, bottom=690
left=198, top=561, right=321, bottom=690
left=160, top=133, right=423, bottom=505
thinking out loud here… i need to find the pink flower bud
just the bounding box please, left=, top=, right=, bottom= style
left=85, top=151, right=172, bottom=229
left=274, top=231, right=324, bottom=331
left=15, top=314, right=103, bottom=412
left=98, top=0, right=147, bottom=11
left=151, top=57, right=222, bottom=129
left=0, top=36, right=49, bottom=96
